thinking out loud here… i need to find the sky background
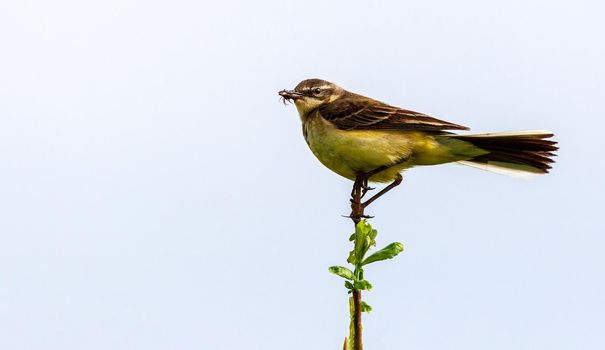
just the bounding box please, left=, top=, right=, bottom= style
left=1, top=1, right=604, bottom=349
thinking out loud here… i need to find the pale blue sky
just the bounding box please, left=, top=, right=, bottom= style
left=1, top=1, right=604, bottom=349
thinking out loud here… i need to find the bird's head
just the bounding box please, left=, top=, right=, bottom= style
left=279, top=79, right=345, bottom=118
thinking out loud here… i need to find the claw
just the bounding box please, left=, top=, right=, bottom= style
left=360, top=185, right=375, bottom=198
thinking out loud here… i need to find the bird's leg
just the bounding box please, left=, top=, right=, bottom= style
left=350, top=176, right=364, bottom=200
left=348, top=165, right=398, bottom=222
left=360, top=177, right=374, bottom=198
left=357, top=165, right=391, bottom=198
left=362, top=174, right=403, bottom=208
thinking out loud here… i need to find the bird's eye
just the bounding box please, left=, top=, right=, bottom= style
left=312, top=87, right=322, bottom=95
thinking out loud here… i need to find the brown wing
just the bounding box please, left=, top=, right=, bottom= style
left=318, top=97, right=469, bottom=133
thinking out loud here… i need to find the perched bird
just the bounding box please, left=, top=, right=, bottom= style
left=278, top=79, right=557, bottom=206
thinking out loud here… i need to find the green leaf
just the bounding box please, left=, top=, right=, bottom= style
left=347, top=250, right=356, bottom=264
left=361, top=301, right=372, bottom=313
left=353, top=280, right=373, bottom=290
left=354, top=220, right=374, bottom=263
left=328, top=266, right=355, bottom=280
left=353, top=223, right=366, bottom=262
left=344, top=281, right=354, bottom=290
left=361, top=242, right=404, bottom=266
left=368, top=227, right=378, bottom=241
left=348, top=297, right=355, bottom=350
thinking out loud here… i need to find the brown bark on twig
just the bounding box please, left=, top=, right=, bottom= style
left=347, top=173, right=401, bottom=349
left=352, top=290, right=363, bottom=350
left=349, top=178, right=365, bottom=350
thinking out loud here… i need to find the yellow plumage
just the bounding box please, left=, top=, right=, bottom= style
left=279, top=79, right=557, bottom=183
left=304, top=114, right=481, bottom=182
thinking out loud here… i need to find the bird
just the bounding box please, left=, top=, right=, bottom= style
left=278, top=78, right=557, bottom=210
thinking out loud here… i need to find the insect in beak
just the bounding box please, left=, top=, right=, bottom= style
left=278, top=89, right=304, bottom=104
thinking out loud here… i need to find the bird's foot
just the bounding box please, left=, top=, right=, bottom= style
left=361, top=184, right=374, bottom=198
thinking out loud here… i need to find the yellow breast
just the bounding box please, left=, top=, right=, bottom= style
left=303, top=115, right=431, bottom=182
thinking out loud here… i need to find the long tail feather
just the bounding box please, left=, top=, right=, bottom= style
left=451, top=130, right=558, bottom=176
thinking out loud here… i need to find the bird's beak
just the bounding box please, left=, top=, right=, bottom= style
left=278, top=89, right=304, bottom=102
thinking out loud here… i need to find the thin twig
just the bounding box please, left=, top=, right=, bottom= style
left=349, top=178, right=365, bottom=350
left=352, top=290, right=363, bottom=350
left=350, top=175, right=365, bottom=224
left=347, top=172, right=402, bottom=349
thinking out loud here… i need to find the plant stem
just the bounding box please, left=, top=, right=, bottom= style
left=344, top=174, right=403, bottom=349
left=350, top=176, right=365, bottom=224
left=349, top=178, right=365, bottom=350
left=352, top=289, right=363, bottom=350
